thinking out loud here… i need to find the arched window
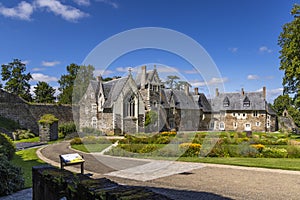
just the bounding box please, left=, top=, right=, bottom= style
left=126, top=95, right=135, bottom=117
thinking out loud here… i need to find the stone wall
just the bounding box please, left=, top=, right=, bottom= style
left=32, top=165, right=170, bottom=200
left=0, top=89, right=73, bottom=134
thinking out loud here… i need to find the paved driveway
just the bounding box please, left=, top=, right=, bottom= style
left=38, top=141, right=300, bottom=200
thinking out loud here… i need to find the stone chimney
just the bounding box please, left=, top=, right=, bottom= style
left=141, top=66, right=146, bottom=89
left=216, top=88, right=219, bottom=97
left=194, top=87, right=199, bottom=95
left=96, top=75, right=102, bottom=82
left=241, top=88, right=245, bottom=96
left=184, top=83, right=190, bottom=96
left=263, top=86, right=266, bottom=100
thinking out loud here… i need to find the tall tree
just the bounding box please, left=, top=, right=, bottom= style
left=165, top=75, right=180, bottom=89
left=33, top=81, right=56, bottom=103
left=272, top=94, right=292, bottom=116
left=73, top=64, right=95, bottom=104
left=58, top=64, right=95, bottom=104
left=278, top=4, right=300, bottom=107
left=1, top=59, right=32, bottom=101
left=58, top=63, right=80, bottom=104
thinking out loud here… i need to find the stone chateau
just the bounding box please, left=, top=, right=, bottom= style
left=79, top=66, right=277, bottom=135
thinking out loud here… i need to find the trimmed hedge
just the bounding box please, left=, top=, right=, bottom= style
left=0, top=133, right=16, bottom=160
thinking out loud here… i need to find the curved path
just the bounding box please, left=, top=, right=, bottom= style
left=38, top=141, right=300, bottom=200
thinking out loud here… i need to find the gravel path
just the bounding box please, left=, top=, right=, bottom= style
left=4, top=141, right=300, bottom=200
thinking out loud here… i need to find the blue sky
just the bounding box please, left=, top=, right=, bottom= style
left=0, top=0, right=298, bottom=102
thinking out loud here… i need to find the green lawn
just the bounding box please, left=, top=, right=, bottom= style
left=11, top=148, right=46, bottom=188
left=71, top=143, right=111, bottom=153
left=13, top=137, right=40, bottom=143
left=178, top=157, right=300, bottom=171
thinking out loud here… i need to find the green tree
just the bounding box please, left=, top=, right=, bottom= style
left=272, top=94, right=292, bottom=116
left=33, top=81, right=56, bottom=103
left=165, top=75, right=180, bottom=89
left=58, top=64, right=95, bottom=104
left=58, top=63, right=80, bottom=104
left=278, top=4, right=300, bottom=107
left=1, top=59, right=32, bottom=101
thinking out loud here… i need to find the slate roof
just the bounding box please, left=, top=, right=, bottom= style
left=210, top=91, right=266, bottom=112
left=102, top=77, right=129, bottom=108
left=164, top=89, right=199, bottom=110
left=193, top=93, right=212, bottom=112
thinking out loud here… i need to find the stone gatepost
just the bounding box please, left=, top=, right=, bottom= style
left=38, top=114, right=58, bottom=142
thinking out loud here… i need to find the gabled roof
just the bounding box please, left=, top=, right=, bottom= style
left=193, top=93, right=212, bottom=112
left=165, top=89, right=199, bottom=110
left=210, top=91, right=266, bottom=112
left=102, top=77, right=129, bottom=108
left=135, top=69, right=162, bottom=87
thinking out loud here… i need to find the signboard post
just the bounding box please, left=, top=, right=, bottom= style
left=59, top=153, right=85, bottom=174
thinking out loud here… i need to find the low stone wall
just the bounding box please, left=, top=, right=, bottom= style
left=32, top=165, right=170, bottom=200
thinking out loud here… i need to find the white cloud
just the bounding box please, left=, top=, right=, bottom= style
left=32, top=67, right=45, bottom=72
left=96, top=0, right=119, bottom=8
left=116, top=67, right=137, bottom=73
left=259, top=46, right=273, bottom=53
left=34, top=0, right=89, bottom=22
left=156, top=66, right=179, bottom=73
left=42, top=60, right=60, bottom=67
left=228, top=47, right=238, bottom=53
left=73, top=0, right=90, bottom=6
left=94, top=69, right=114, bottom=76
left=31, top=73, right=58, bottom=82
left=184, top=69, right=198, bottom=74
left=0, top=1, right=34, bottom=21
left=191, top=77, right=228, bottom=87
left=247, top=74, right=259, bottom=80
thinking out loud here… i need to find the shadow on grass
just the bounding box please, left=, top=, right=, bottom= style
left=11, top=148, right=46, bottom=188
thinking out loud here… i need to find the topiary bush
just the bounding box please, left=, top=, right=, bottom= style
left=70, top=137, right=83, bottom=145
left=0, top=156, right=24, bottom=196
left=0, top=133, right=16, bottom=160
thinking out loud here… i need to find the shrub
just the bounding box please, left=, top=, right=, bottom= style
left=160, top=131, right=176, bottom=137
left=237, top=143, right=258, bottom=157
left=0, top=133, right=16, bottom=160
left=139, top=144, right=159, bottom=153
left=155, top=136, right=171, bottom=144
left=179, top=143, right=202, bottom=157
left=0, top=156, right=24, bottom=196
left=81, top=127, right=103, bottom=136
left=70, top=137, right=82, bottom=145
left=287, top=146, right=300, bottom=158
left=38, top=114, right=58, bottom=125
left=13, top=129, right=35, bottom=140
left=58, top=122, right=77, bottom=138
left=251, top=144, right=265, bottom=153
left=275, top=138, right=288, bottom=145
left=262, top=147, right=288, bottom=158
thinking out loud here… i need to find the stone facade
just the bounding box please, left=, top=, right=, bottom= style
left=78, top=66, right=278, bottom=134
left=39, top=121, right=58, bottom=142
left=0, top=89, right=73, bottom=134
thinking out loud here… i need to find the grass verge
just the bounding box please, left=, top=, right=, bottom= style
left=11, top=148, right=46, bottom=188
left=72, top=144, right=111, bottom=153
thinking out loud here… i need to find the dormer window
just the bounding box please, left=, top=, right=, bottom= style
left=223, top=96, right=230, bottom=107
left=243, top=96, right=250, bottom=107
